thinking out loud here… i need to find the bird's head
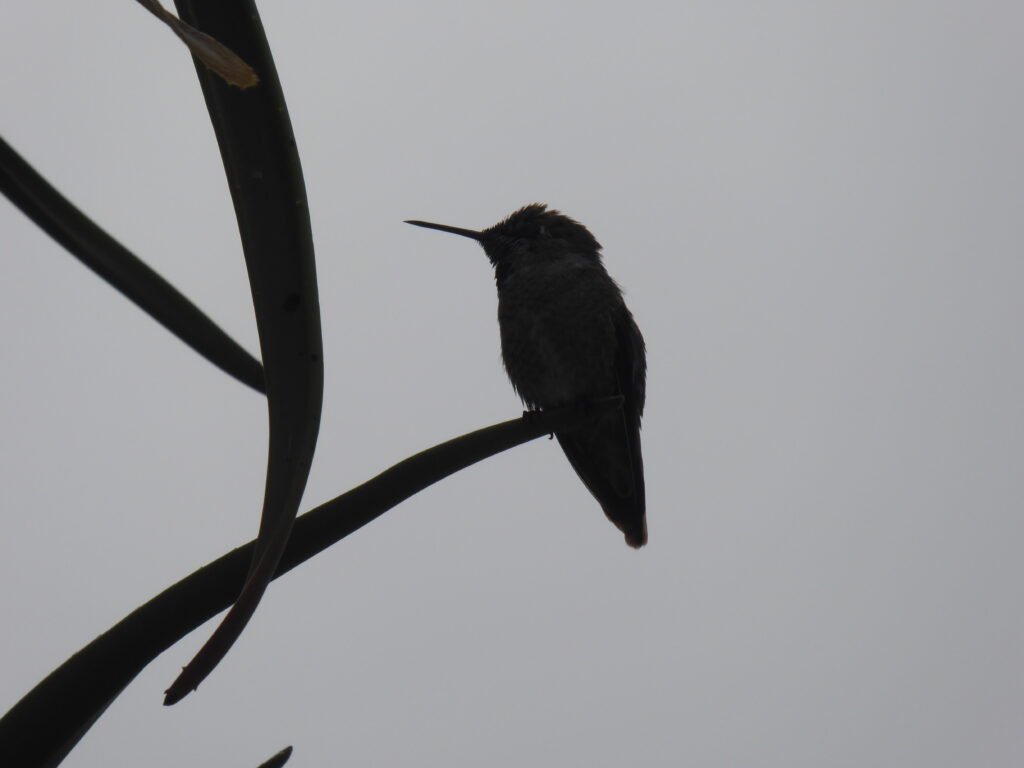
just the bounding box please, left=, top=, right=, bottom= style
left=405, top=203, right=602, bottom=269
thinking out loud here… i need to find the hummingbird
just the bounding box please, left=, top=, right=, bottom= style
left=406, top=204, right=647, bottom=547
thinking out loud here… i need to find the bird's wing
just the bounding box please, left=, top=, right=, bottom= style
left=613, top=304, right=646, bottom=422
left=611, top=304, right=647, bottom=540
left=555, top=305, right=647, bottom=547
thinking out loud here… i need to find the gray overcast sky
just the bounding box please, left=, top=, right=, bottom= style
left=2, top=2, right=1022, bottom=766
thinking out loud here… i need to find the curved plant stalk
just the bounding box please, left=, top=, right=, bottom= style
left=135, top=0, right=258, bottom=89
left=0, top=399, right=623, bottom=768
left=0, top=136, right=265, bottom=394
left=162, top=0, right=324, bottom=704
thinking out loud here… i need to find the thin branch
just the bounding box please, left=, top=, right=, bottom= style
left=135, top=0, right=259, bottom=88
left=163, top=0, right=324, bottom=703
left=0, top=399, right=621, bottom=768
left=0, top=135, right=265, bottom=394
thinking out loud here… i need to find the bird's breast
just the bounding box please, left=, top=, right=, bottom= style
left=496, top=263, right=619, bottom=409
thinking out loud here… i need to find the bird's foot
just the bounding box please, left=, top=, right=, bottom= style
left=521, top=407, right=543, bottom=424
left=522, top=408, right=555, bottom=438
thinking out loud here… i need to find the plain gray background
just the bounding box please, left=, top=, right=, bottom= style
left=2, top=2, right=1022, bottom=766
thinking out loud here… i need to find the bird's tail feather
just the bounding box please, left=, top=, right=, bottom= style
left=556, top=406, right=646, bottom=547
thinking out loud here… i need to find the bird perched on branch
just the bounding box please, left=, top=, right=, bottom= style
left=406, top=204, right=647, bottom=547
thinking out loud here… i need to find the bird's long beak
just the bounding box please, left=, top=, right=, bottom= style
left=404, top=219, right=482, bottom=241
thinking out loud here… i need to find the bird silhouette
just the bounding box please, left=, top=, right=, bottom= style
left=406, top=204, right=647, bottom=547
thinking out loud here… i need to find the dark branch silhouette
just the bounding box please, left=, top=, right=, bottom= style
left=0, top=135, right=265, bottom=394
left=163, top=0, right=324, bottom=704
left=256, top=746, right=293, bottom=768
left=0, top=398, right=621, bottom=768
